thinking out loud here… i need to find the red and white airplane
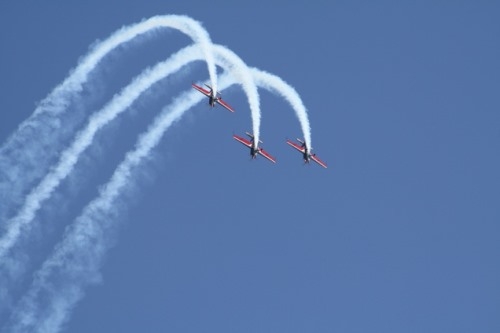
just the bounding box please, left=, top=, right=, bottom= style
left=233, top=132, right=277, bottom=164
left=192, top=82, right=235, bottom=113
left=286, top=138, right=327, bottom=168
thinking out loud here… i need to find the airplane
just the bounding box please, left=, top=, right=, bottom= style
left=192, top=82, right=235, bottom=113
left=233, top=132, right=277, bottom=164
left=286, top=138, right=328, bottom=168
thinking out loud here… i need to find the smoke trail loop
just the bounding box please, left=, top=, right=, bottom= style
left=4, top=43, right=315, bottom=333
left=4, top=73, right=235, bottom=333
left=250, top=69, right=312, bottom=149
left=0, top=14, right=217, bottom=224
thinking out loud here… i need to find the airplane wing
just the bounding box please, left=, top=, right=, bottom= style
left=216, top=98, right=235, bottom=113
left=192, top=83, right=211, bottom=97
left=258, top=148, right=277, bottom=163
left=310, top=154, right=328, bottom=168
left=286, top=139, right=306, bottom=153
left=233, top=134, right=253, bottom=148
left=234, top=134, right=276, bottom=163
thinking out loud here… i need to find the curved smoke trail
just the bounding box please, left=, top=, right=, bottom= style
left=0, top=14, right=217, bottom=222
left=211, top=46, right=312, bottom=148
left=0, top=42, right=262, bottom=317
left=0, top=40, right=267, bottom=267
left=251, top=69, right=312, bottom=150
left=30, top=14, right=218, bottom=117
left=4, top=46, right=313, bottom=332
left=4, top=73, right=235, bottom=333
left=0, top=45, right=202, bottom=267
left=211, top=45, right=261, bottom=144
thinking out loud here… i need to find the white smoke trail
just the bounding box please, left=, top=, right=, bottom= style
left=0, top=14, right=217, bottom=222
left=4, top=74, right=235, bottom=333
left=0, top=41, right=264, bottom=267
left=251, top=69, right=312, bottom=149
left=0, top=42, right=262, bottom=319
left=212, top=45, right=261, bottom=144
left=39, top=14, right=218, bottom=117
left=5, top=46, right=312, bottom=333
left=0, top=45, right=202, bottom=265
left=212, top=46, right=313, bottom=149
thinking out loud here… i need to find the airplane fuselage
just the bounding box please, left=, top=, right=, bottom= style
left=209, top=95, right=216, bottom=107
left=233, top=133, right=276, bottom=163
left=250, top=145, right=258, bottom=159
left=303, top=147, right=310, bottom=163
left=208, top=93, right=221, bottom=107
left=193, top=83, right=234, bottom=113
left=286, top=138, right=326, bottom=168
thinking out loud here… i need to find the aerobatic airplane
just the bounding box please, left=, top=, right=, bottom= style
left=286, top=138, right=327, bottom=168
left=192, top=83, right=235, bottom=113
left=233, top=132, right=276, bottom=164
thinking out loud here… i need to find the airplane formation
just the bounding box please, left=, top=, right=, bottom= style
left=192, top=83, right=327, bottom=168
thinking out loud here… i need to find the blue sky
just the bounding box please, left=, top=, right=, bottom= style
left=1, top=1, right=499, bottom=332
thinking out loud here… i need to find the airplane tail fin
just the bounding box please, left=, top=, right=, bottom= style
left=246, top=132, right=263, bottom=144
left=297, top=138, right=307, bottom=149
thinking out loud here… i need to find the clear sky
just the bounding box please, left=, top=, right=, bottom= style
left=1, top=1, right=499, bottom=333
